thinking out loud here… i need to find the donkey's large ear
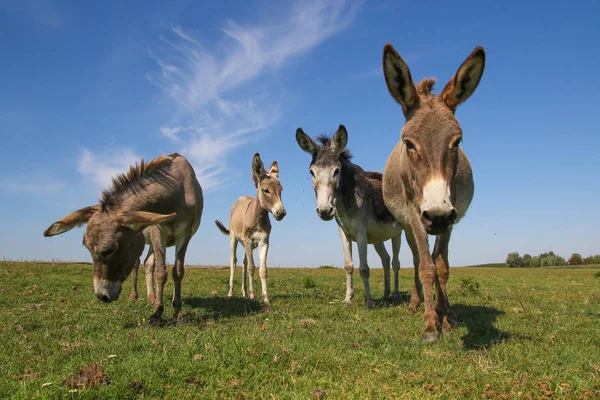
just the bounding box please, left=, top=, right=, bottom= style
left=331, top=124, right=348, bottom=154
left=441, top=46, right=486, bottom=112
left=295, top=128, right=317, bottom=155
left=269, top=161, right=279, bottom=178
left=383, top=44, right=419, bottom=115
left=252, top=153, right=266, bottom=179
left=43, top=205, right=100, bottom=237
left=117, top=211, right=177, bottom=231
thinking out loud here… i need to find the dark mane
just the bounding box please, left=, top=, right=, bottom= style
left=364, top=171, right=383, bottom=181
left=416, top=78, right=437, bottom=96
left=100, top=154, right=178, bottom=210
left=316, top=134, right=353, bottom=163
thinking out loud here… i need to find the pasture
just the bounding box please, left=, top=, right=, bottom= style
left=1, top=261, right=599, bottom=399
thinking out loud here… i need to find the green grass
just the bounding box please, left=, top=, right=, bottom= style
left=1, top=262, right=600, bottom=399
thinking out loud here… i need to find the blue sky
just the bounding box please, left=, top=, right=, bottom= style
left=1, top=0, right=598, bottom=268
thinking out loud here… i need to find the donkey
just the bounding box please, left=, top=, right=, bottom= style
left=381, top=44, right=485, bottom=342
left=44, top=153, right=203, bottom=322
left=296, top=125, right=404, bottom=309
left=215, top=153, right=286, bottom=310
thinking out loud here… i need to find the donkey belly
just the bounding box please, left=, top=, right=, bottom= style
left=366, top=221, right=402, bottom=244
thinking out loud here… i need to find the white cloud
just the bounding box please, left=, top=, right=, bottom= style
left=147, top=0, right=362, bottom=191
left=0, top=177, right=67, bottom=196
left=77, top=148, right=141, bottom=190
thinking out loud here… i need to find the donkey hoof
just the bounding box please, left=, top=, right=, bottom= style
left=365, top=302, right=375, bottom=310
left=342, top=298, right=353, bottom=305
left=422, top=331, right=438, bottom=343
left=407, top=306, right=418, bottom=315
left=129, top=293, right=138, bottom=303
left=148, top=315, right=162, bottom=326
left=147, top=295, right=156, bottom=305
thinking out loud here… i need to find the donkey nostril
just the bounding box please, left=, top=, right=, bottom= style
left=422, top=211, right=432, bottom=222
left=447, top=209, right=457, bottom=224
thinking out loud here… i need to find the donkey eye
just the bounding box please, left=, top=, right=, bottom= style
left=333, top=168, right=340, bottom=177
left=405, top=140, right=417, bottom=152
left=309, top=170, right=315, bottom=178
left=452, top=138, right=462, bottom=149
left=101, top=247, right=117, bottom=258
left=262, top=189, right=271, bottom=195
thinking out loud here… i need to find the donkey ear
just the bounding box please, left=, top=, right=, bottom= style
left=295, top=128, right=317, bottom=155
left=117, top=211, right=177, bottom=231
left=331, top=124, right=348, bottom=154
left=269, top=161, right=279, bottom=178
left=441, top=46, right=486, bottom=112
left=44, top=205, right=100, bottom=237
left=252, top=153, right=266, bottom=179
left=383, top=44, right=419, bottom=115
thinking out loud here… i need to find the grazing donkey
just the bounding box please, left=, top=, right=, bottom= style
left=215, top=153, right=286, bottom=310
left=296, top=125, right=404, bottom=309
left=44, top=153, right=203, bottom=322
left=381, top=44, right=485, bottom=342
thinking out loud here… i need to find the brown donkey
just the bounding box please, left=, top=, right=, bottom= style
left=215, top=153, right=286, bottom=310
left=381, top=45, right=485, bottom=342
left=44, top=153, right=203, bottom=322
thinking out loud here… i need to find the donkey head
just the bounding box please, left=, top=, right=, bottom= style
left=383, top=44, right=485, bottom=234
left=44, top=207, right=176, bottom=302
left=296, top=124, right=349, bottom=221
left=252, top=153, right=286, bottom=221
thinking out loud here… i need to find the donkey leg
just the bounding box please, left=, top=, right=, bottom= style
left=357, top=227, right=374, bottom=309
left=143, top=246, right=156, bottom=305
left=228, top=236, right=238, bottom=297
left=244, top=243, right=256, bottom=300
left=129, top=258, right=140, bottom=303
left=258, top=240, right=270, bottom=311
left=241, top=254, right=248, bottom=297
left=373, top=242, right=391, bottom=300
left=432, top=230, right=453, bottom=334
left=404, top=230, right=422, bottom=315
left=338, top=226, right=354, bottom=304
left=172, top=236, right=191, bottom=318
left=391, top=233, right=402, bottom=300
left=149, top=227, right=168, bottom=323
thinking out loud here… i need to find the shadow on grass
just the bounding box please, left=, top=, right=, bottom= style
left=373, top=290, right=412, bottom=308
left=184, top=296, right=262, bottom=317
left=451, top=304, right=511, bottom=350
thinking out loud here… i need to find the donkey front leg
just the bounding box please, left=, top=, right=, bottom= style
left=143, top=246, right=156, bottom=305
left=404, top=230, right=422, bottom=315
left=391, top=233, right=402, bottom=300
left=129, top=258, right=140, bottom=303
left=432, top=230, right=453, bottom=335
left=149, top=227, right=168, bottom=323
left=338, top=226, right=354, bottom=304
left=244, top=243, right=257, bottom=300
left=172, top=236, right=191, bottom=318
left=241, top=254, right=248, bottom=297
left=357, top=226, right=374, bottom=309
left=373, top=242, right=391, bottom=299
left=228, top=236, right=238, bottom=297
left=258, top=240, right=270, bottom=310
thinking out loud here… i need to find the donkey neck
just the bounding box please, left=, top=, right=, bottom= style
left=334, top=160, right=358, bottom=210
left=249, top=190, right=270, bottom=223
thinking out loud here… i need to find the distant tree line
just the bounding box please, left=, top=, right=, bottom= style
left=505, top=251, right=600, bottom=267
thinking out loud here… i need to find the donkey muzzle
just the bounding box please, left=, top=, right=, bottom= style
left=316, top=206, right=335, bottom=221
left=421, top=208, right=457, bottom=235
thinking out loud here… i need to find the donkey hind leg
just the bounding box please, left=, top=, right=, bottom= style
left=143, top=246, right=156, bottom=305
left=391, top=233, right=402, bottom=301
left=338, top=226, right=354, bottom=304
left=258, top=240, right=270, bottom=311
left=373, top=242, right=391, bottom=300
left=244, top=243, right=257, bottom=300
left=228, top=236, right=238, bottom=297
left=129, top=258, right=140, bottom=303
left=171, top=235, right=191, bottom=318
left=241, top=254, right=248, bottom=297
left=405, top=229, right=422, bottom=315
left=149, top=226, right=169, bottom=323
left=357, top=226, right=374, bottom=309
left=432, top=230, right=453, bottom=334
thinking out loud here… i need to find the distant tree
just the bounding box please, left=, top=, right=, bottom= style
left=595, top=255, right=600, bottom=264
left=530, top=256, right=542, bottom=268
left=506, top=252, right=523, bottom=268
left=539, top=251, right=566, bottom=267
left=522, top=254, right=532, bottom=267
left=584, top=255, right=596, bottom=265
left=568, top=253, right=583, bottom=265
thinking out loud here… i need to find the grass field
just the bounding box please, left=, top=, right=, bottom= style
left=1, top=261, right=599, bottom=399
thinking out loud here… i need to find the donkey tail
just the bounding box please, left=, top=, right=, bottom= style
left=214, top=220, right=230, bottom=235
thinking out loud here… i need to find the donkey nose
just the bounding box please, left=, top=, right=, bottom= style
left=421, top=208, right=457, bottom=233
left=316, top=206, right=335, bottom=220
left=97, top=293, right=110, bottom=303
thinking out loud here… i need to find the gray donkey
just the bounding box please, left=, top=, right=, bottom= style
left=44, top=153, right=203, bottom=322
left=296, top=125, right=404, bottom=309
left=215, top=153, right=286, bottom=310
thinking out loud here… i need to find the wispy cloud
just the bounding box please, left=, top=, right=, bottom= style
left=147, top=0, right=363, bottom=191
left=77, top=148, right=141, bottom=190
left=0, top=177, right=67, bottom=196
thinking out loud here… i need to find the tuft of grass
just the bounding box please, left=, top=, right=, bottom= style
left=594, top=271, right=600, bottom=278
left=1, top=261, right=600, bottom=398
left=302, top=277, right=317, bottom=289
left=318, top=265, right=336, bottom=269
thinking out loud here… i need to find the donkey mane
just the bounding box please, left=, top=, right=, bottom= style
left=416, top=78, right=437, bottom=96
left=100, top=153, right=179, bottom=210
left=316, top=134, right=353, bottom=162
